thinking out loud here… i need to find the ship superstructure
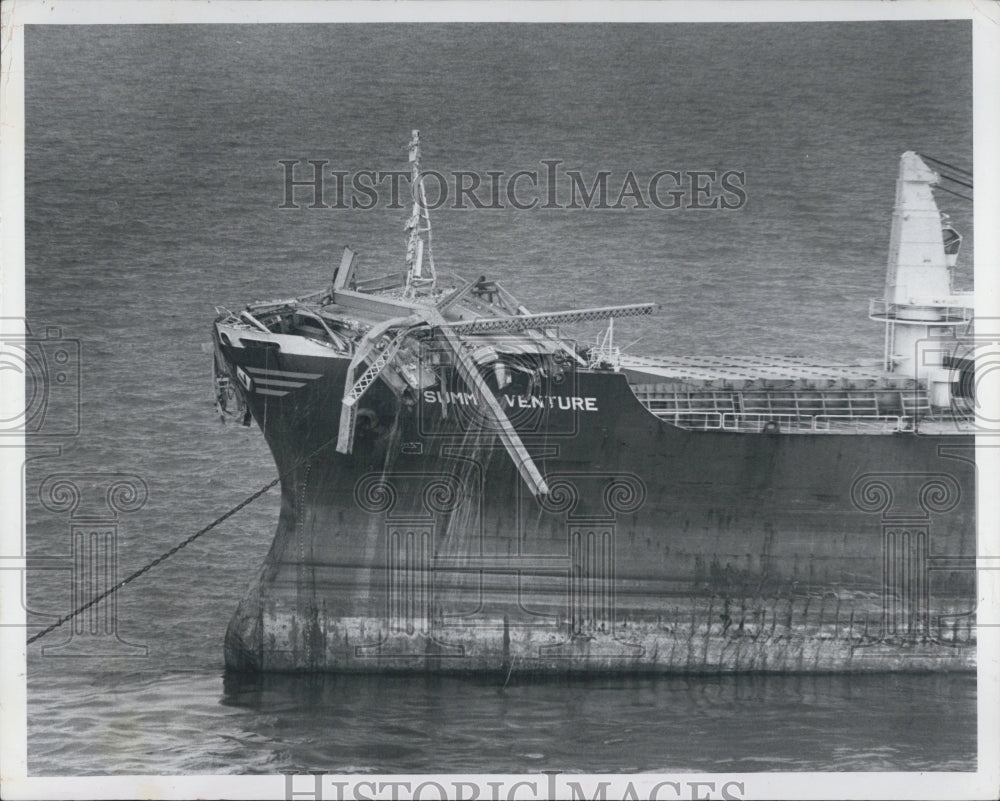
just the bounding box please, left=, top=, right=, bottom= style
left=213, top=136, right=975, bottom=674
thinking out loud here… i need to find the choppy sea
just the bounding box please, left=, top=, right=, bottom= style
left=23, top=22, right=975, bottom=774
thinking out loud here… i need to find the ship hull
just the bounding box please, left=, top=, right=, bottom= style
left=219, top=340, right=976, bottom=673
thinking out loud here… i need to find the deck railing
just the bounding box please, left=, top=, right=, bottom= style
left=631, top=385, right=972, bottom=434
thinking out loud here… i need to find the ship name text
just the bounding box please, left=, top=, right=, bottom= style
left=423, top=390, right=598, bottom=412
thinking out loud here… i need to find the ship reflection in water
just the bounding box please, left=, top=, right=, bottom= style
left=219, top=671, right=975, bottom=773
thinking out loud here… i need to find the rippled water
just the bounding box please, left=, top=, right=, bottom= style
left=27, top=671, right=976, bottom=775
left=23, top=22, right=974, bottom=774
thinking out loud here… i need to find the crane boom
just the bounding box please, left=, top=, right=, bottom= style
left=424, top=308, right=549, bottom=497
left=336, top=314, right=425, bottom=454
left=343, top=328, right=411, bottom=407
left=442, top=303, right=656, bottom=335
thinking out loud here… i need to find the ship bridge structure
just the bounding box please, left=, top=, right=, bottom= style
left=869, top=151, right=974, bottom=406
left=619, top=151, right=975, bottom=435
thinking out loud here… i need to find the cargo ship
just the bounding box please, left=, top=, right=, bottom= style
left=214, top=134, right=976, bottom=673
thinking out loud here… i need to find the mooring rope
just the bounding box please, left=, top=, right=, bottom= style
left=27, top=433, right=340, bottom=646
left=26, top=475, right=282, bottom=645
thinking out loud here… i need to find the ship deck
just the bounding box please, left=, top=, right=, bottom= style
left=618, top=354, right=974, bottom=435
left=619, top=353, right=912, bottom=390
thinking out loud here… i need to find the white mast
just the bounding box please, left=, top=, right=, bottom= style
left=404, top=129, right=436, bottom=297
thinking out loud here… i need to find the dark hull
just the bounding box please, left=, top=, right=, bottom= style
left=219, top=341, right=976, bottom=673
